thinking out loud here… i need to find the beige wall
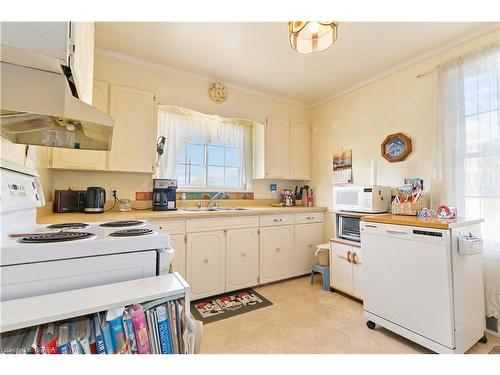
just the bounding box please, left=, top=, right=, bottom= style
left=51, top=50, right=311, bottom=200
left=310, top=29, right=500, bottom=237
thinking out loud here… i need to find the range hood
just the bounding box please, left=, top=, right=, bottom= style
left=1, top=61, right=113, bottom=151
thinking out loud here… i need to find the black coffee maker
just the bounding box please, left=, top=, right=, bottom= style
left=152, top=179, right=177, bottom=211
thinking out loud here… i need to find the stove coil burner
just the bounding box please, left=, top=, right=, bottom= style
left=99, top=220, right=145, bottom=228
left=109, top=228, right=155, bottom=237
left=20, top=232, right=95, bottom=243
left=46, top=222, right=90, bottom=230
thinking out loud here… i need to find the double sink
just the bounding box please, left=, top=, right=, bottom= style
left=181, top=207, right=251, bottom=212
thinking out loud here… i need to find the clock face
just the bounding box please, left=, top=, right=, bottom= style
left=385, top=138, right=406, bottom=158
left=381, top=133, right=412, bottom=162
left=209, top=82, right=227, bottom=103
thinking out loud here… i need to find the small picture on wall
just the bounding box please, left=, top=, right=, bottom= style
left=333, top=149, right=352, bottom=171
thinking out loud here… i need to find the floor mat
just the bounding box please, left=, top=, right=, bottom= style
left=191, top=289, right=273, bottom=324
left=489, top=346, right=500, bottom=354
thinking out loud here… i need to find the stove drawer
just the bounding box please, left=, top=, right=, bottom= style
left=0, top=250, right=158, bottom=301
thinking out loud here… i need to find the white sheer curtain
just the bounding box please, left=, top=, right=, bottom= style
left=434, top=45, right=500, bottom=320
left=157, top=106, right=252, bottom=188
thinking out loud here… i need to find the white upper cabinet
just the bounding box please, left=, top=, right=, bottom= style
left=254, top=117, right=310, bottom=180
left=108, top=85, right=156, bottom=173
left=0, top=22, right=71, bottom=72
left=50, top=80, right=108, bottom=170
left=265, top=117, right=290, bottom=178
left=70, top=22, right=95, bottom=104
left=289, top=122, right=311, bottom=180
left=0, top=22, right=95, bottom=104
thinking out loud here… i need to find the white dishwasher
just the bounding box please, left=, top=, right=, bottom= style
left=360, top=221, right=486, bottom=354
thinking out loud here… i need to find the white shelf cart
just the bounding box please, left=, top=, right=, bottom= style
left=0, top=272, right=201, bottom=353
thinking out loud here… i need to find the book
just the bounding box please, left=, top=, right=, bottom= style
left=69, top=319, right=84, bottom=354
left=93, top=313, right=106, bottom=354
left=18, top=327, right=37, bottom=354
left=156, top=304, right=172, bottom=354
left=168, top=301, right=179, bottom=354
left=174, top=300, right=184, bottom=354
left=152, top=309, right=162, bottom=354
left=56, top=323, right=71, bottom=354
left=141, top=297, right=169, bottom=311
left=78, top=318, right=92, bottom=354
left=144, top=310, right=155, bottom=354
left=30, top=326, right=41, bottom=354
left=99, top=313, right=115, bottom=354
left=89, top=317, right=97, bottom=354
left=107, top=309, right=128, bottom=354
left=38, top=323, right=59, bottom=354
left=123, top=310, right=138, bottom=354
left=130, top=305, right=150, bottom=354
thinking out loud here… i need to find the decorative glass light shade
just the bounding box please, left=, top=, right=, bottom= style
left=288, top=21, right=339, bottom=54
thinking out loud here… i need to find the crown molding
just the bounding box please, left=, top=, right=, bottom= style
left=310, top=23, right=500, bottom=108
left=94, top=47, right=309, bottom=108
left=96, top=23, right=499, bottom=110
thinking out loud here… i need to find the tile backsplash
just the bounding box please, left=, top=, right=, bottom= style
left=135, top=191, right=254, bottom=201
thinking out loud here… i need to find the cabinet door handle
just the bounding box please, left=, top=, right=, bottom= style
left=203, top=258, right=209, bottom=264
left=352, top=252, right=357, bottom=265
left=307, top=216, right=314, bottom=220
left=347, top=250, right=352, bottom=263
left=276, top=248, right=280, bottom=252
left=241, top=253, right=246, bottom=258
left=308, top=244, right=313, bottom=248
left=273, top=218, right=282, bottom=222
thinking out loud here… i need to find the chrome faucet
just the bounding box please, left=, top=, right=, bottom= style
left=208, top=191, right=225, bottom=208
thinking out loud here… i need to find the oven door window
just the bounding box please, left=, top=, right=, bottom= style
left=339, top=216, right=361, bottom=242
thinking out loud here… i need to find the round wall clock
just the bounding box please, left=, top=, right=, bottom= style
left=381, top=132, right=412, bottom=162
left=208, top=82, right=227, bottom=103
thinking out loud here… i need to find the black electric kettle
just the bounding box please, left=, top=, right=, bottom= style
left=84, top=187, right=106, bottom=213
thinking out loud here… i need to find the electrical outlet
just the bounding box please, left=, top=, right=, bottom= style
left=110, top=187, right=118, bottom=199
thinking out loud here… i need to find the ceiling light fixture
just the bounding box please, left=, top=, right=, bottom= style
left=289, top=21, right=339, bottom=54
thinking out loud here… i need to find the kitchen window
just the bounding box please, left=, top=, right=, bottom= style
left=157, top=106, right=253, bottom=190
left=435, top=44, right=500, bottom=321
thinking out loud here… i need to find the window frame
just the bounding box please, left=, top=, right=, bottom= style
left=175, top=142, right=247, bottom=191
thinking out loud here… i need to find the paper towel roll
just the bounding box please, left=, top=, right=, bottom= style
left=370, top=158, right=377, bottom=186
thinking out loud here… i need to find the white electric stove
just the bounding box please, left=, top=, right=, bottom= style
left=0, top=161, right=174, bottom=302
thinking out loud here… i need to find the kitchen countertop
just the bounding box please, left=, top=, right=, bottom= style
left=361, top=214, right=484, bottom=230
left=37, top=205, right=327, bottom=224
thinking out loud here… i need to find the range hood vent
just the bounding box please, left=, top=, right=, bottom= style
left=1, top=62, right=113, bottom=151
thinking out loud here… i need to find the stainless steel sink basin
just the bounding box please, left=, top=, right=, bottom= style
left=182, top=207, right=251, bottom=212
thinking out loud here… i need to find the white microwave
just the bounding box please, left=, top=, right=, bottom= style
left=333, top=185, right=391, bottom=213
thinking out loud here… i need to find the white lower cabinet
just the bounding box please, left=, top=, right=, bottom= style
left=294, top=222, right=324, bottom=275
left=352, top=247, right=363, bottom=299
left=330, top=241, right=363, bottom=299
left=169, top=234, right=186, bottom=279
left=186, top=231, right=225, bottom=300
left=259, top=225, right=294, bottom=284
left=225, top=228, right=259, bottom=292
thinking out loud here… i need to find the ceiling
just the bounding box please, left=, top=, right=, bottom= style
left=95, top=22, right=491, bottom=105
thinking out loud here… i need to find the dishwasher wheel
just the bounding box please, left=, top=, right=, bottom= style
left=479, top=335, right=488, bottom=344
left=366, top=320, right=376, bottom=330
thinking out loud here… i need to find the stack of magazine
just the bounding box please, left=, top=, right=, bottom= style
left=0, top=297, right=186, bottom=354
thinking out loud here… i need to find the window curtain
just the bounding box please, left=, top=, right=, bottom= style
left=157, top=106, right=253, bottom=188
left=433, top=45, right=500, bottom=320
